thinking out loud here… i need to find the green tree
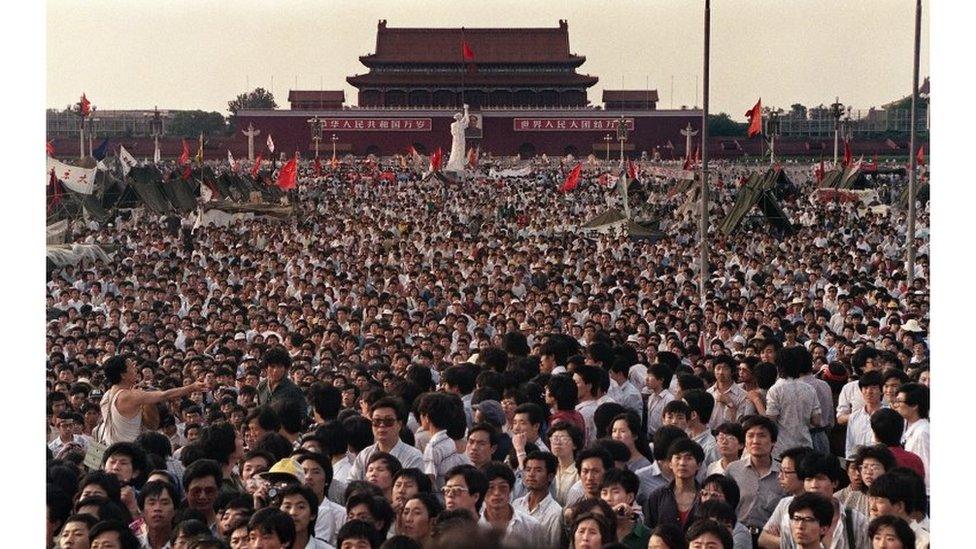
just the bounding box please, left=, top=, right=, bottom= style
left=708, top=113, right=746, bottom=136
left=168, top=110, right=227, bottom=137
left=227, top=87, right=278, bottom=117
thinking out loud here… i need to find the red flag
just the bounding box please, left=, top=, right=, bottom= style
left=843, top=140, right=852, bottom=167
left=251, top=153, right=263, bottom=178
left=379, top=171, right=396, bottom=183
left=181, top=165, right=192, bottom=181
left=467, top=147, right=478, bottom=168
left=694, top=146, right=701, bottom=166
left=461, top=41, right=475, bottom=61
left=559, top=163, right=583, bottom=193
left=682, top=156, right=692, bottom=171
left=179, top=139, right=190, bottom=166
left=79, top=93, right=91, bottom=117
left=48, top=169, right=63, bottom=208
left=431, top=148, right=443, bottom=172
left=276, top=154, right=298, bottom=190
left=46, top=140, right=55, bottom=157
left=314, top=157, right=323, bottom=177
left=745, top=98, right=762, bottom=138
left=916, top=145, right=925, bottom=166
left=627, top=160, right=637, bottom=180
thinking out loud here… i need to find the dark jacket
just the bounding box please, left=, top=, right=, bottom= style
left=643, top=480, right=701, bottom=531
left=257, top=377, right=307, bottom=410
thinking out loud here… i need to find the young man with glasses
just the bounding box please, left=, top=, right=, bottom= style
left=758, top=446, right=814, bottom=548
left=787, top=492, right=835, bottom=549
left=348, top=397, right=422, bottom=480
left=441, top=464, right=488, bottom=518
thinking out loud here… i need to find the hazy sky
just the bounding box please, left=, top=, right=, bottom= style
left=47, top=0, right=929, bottom=119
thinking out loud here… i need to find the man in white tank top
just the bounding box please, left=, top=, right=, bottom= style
left=98, top=356, right=206, bottom=445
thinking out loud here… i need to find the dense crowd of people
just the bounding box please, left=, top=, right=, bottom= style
left=45, top=155, right=930, bottom=549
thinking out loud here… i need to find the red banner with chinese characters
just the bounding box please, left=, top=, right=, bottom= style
left=513, top=118, right=635, bottom=132
left=319, top=118, right=432, bottom=131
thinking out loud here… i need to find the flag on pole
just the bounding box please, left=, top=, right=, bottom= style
left=47, top=157, right=96, bottom=194
left=916, top=145, right=925, bottom=166
left=48, top=168, right=63, bottom=208
left=181, top=165, right=192, bottom=181
left=267, top=134, right=275, bottom=153
left=627, top=160, right=637, bottom=180
left=251, top=153, right=263, bottom=178
left=276, top=154, right=298, bottom=190
left=430, top=148, right=443, bottom=172
left=843, top=140, right=852, bottom=167
left=118, top=145, right=139, bottom=176
left=814, top=155, right=825, bottom=183
left=227, top=150, right=237, bottom=171
left=179, top=139, right=190, bottom=166
left=79, top=93, right=91, bottom=117
left=92, top=138, right=110, bottom=161
left=461, top=41, right=476, bottom=73
left=559, top=163, right=582, bottom=193
left=46, top=140, right=55, bottom=157
left=745, top=98, right=763, bottom=138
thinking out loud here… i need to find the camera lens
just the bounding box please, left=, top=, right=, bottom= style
left=268, top=487, right=279, bottom=500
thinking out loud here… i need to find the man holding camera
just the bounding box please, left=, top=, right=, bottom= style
left=600, top=468, right=650, bottom=549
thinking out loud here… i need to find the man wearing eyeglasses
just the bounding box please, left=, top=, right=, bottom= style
left=348, top=397, right=423, bottom=481
left=182, top=459, right=223, bottom=534
left=442, top=465, right=488, bottom=518
left=787, top=492, right=835, bottom=549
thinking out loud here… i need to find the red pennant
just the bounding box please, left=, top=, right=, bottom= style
left=916, top=145, right=925, bottom=166
left=462, top=41, right=475, bottom=61
left=251, top=153, right=263, bottom=178
left=179, top=139, right=190, bottom=166
left=79, top=93, right=91, bottom=117
left=276, top=154, right=298, bottom=190
left=181, top=165, right=192, bottom=181
left=559, top=163, right=583, bottom=193
left=46, top=140, right=55, bottom=157
left=431, top=148, right=443, bottom=172
left=843, top=140, right=852, bottom=168
left=745, top=98, right=762, bottom=138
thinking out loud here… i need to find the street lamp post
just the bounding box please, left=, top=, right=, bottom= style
left=829, top=98, right=845, bottom=166
left=604, top=134, right=613, bottom=162
left=149, top=106, right=163, bottom=164
left=617, top=117, right=630, bottom=218
left=307, top=117, right=323, bottom=159
left=767, top=110, right=780, bottom=164
left=88, top=115, right=99, bottom=159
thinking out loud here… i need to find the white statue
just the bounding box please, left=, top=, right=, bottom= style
left=445, top=104, right=470, bottom=172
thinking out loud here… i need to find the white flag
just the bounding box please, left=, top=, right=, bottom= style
left=227, top=150, right=236, bottom=171
left=119, top=145, right=139, bottom=176
left=47, top=157, right=96, bottom=194
left=267, top=134, right=275, bottom=153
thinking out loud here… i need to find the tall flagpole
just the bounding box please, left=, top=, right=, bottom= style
left=699, top=0, right=711, bottom=305
left=906, top=0, right=922, bottom=286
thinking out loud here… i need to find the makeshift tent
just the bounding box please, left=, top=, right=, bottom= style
left=718, top=168, right=795, bottom=235
left=580, top=208, right=665, bottom=241
left=126, top=166, right=175, bottom=214
left=818, top=166, right=871, bottom=190
left=203, top=201, right=293, bottom=219
left=899, top=180, right=930, bottom=209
